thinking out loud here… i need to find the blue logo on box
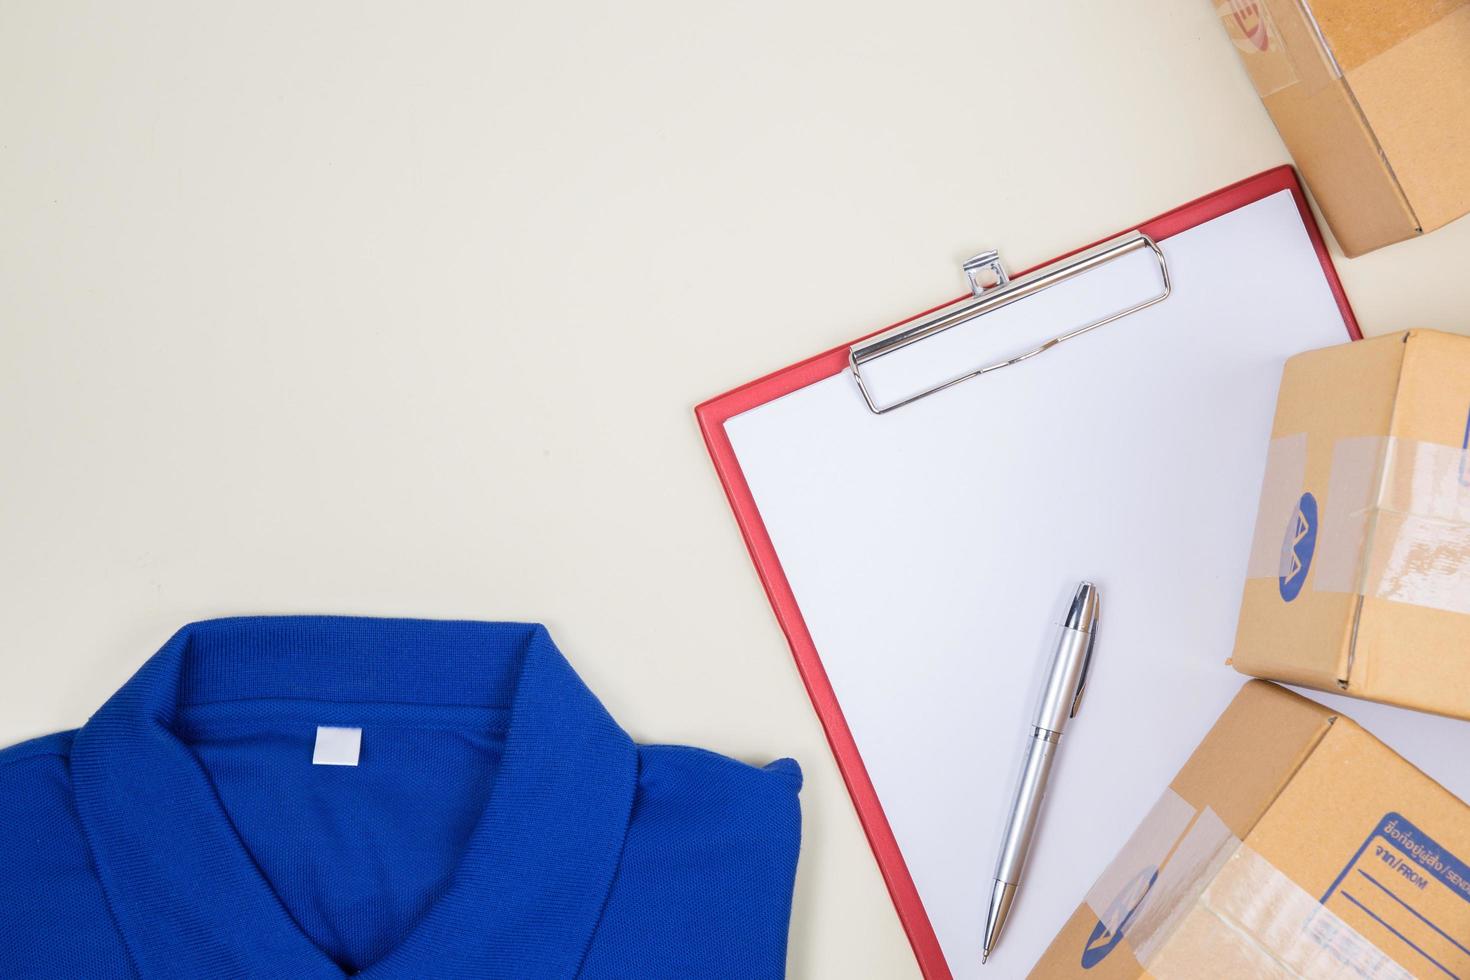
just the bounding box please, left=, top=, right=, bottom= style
left=1080, top=867, right=1157, bottom=969
left=1279, top=492, right=1317, bottom=602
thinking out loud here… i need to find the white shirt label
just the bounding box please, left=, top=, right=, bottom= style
left=312, top=726, right=362, bottom=766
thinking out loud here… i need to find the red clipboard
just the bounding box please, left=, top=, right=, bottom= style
left=695, top=166, right=1360, bottom=980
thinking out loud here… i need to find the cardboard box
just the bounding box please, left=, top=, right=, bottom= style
left=1032, top=681, right=1470, bottom=979
left=1217, top=0, right=1470, bottom=256
left=1231, top=330, right=1470, bottom=720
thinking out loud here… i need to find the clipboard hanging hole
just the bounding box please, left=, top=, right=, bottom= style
left=963, top=250, right=1010, bottom=297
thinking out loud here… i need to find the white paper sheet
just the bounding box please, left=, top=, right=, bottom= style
left=724, top=191, right=1470, bottom=977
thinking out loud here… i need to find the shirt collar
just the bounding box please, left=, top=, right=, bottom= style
left=71, top=617, right=638, bottom=980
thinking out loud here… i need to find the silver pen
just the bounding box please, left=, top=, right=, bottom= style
left=981, top=581, right=1100, bottom=965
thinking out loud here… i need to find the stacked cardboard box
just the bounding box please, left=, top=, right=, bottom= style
left=1219, top=0, right=1470, bottom=255
left=1032, top=681, right=1470, bottom=978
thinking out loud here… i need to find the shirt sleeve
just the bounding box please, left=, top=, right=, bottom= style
left=580, top=747, right=803, bottom=980
left=0, top=735, right=136, bottom=979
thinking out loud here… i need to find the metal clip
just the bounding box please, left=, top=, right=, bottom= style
left=962, top=249, right=1009, bottom=296
left=1070, top=622, right=1098, bottom=719
left=849, top=232, right=1171, bottom=414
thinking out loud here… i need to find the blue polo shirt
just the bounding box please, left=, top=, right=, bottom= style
left=0, top=618, right=802, bottom=978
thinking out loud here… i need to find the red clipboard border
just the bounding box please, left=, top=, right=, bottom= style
left=695, top=166, right=1360, bottom=980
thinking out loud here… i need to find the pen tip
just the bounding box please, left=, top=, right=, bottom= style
left=982, top=952, right=989, bottom=965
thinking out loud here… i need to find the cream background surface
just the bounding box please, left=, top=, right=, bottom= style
left=2, top=3, right=1468, bottom=978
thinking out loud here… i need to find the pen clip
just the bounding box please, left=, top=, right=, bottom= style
left=1069, top=620, right=1098, bottom=719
